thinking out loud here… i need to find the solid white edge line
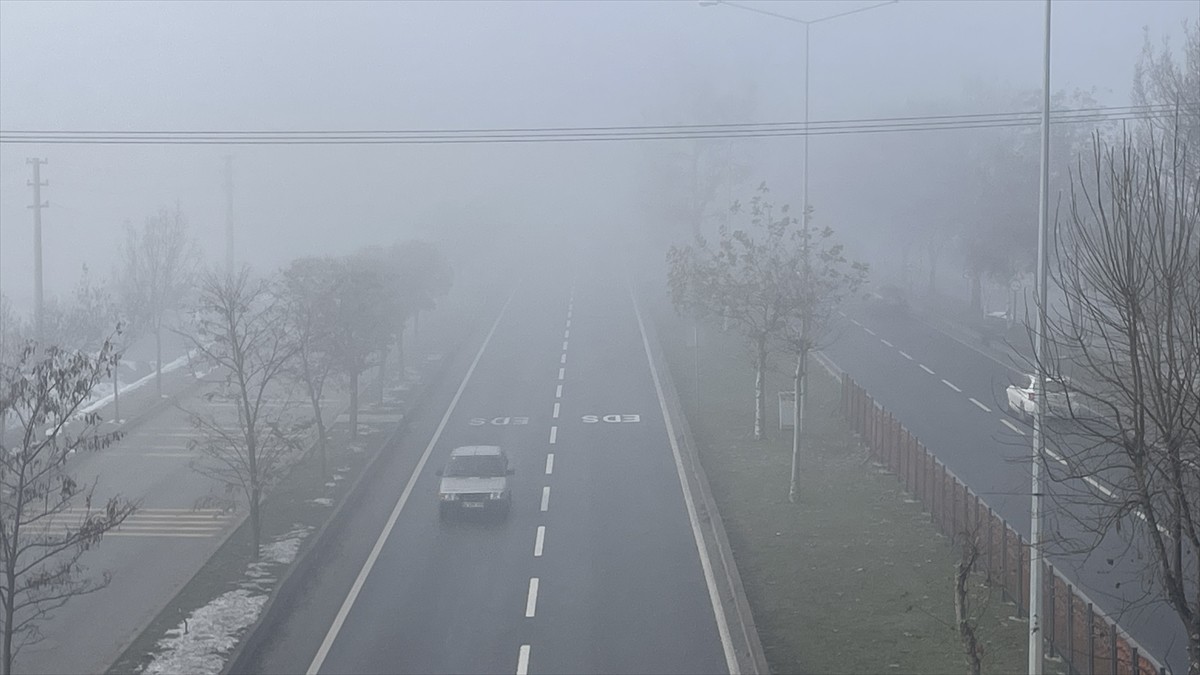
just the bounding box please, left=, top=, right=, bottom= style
left=898, top=351, right=913, bottom=360
left=540, top=486, right=550, bottom=511
left=305, top=288, right=517, bottom=675
left=555, top=384, right=563, bottom=398
left=516, top=645, right=531, bottom=675
left=549, top=426, right=557, bottom=444
left=919, top=364, right=936, bottom=375
left=534, top=526, right=545, bottom=557
left=1001, top=418, right=1026, bottom=435
left=630, top=287, right=739, bottom=675
left=545, top=453, right=554, bottom=474
left=525, top=577, right=539, bottom=617
left=552, top=402, right=560, bottom=419
left=968, top=397, right=992, bottom=413
left=941, top=379, right=962, bottom=393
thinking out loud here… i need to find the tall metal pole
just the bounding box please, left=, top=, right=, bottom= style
left=26, top=158, right=48, bottom=343
left=223, top=155, right=234, bottom=276
left=1028, top=1, right=1052, bottom=672
left=789, top=23, right=811, bottom=504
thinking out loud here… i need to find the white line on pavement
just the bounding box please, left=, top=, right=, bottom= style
left=549, top=426, right=557, bottom=444
left=919, top=364, right=936, bottom=375
left=566, top=319, right=571, bottom=328
left=629, top=287, right=738, bottom=675
left=898, top=351, right=913, bottom=360
left=560, top=353, right=566, bottom=364
left=540, top=486, right=550, bottom=512
left=968, top=397, right=992, bottom=413
left=881, top=339, right=894, bottom=347
left=562, top=340, right=569, bottom=351
left=534, top=526, right=545, bottom=557
left=545, top=453, right=554, bottom=474
left=525, top=578, right=539, bottom=617
left=564, top=329, right=570, bottom=339
left=1001, top=419, right=1026, bottom=435
left=1045, top=448, right=1068, bottom=466
left=838, top=310, right=847, bottom=317
left=863, top=327, right=877, bottom=336
left=552, top=402, right=560, bottom=419
left=1085, top=476, right=1114, bottom=498
left=555, top=384, right=563, bottom=398
left=558, top=367, right=565, bottom=380
left=305, top=288, right=517, bottom=675
left=107, top=532, right=214, bottom=538
left=941, top=379, right=962, bottom=393
left=516, top=645, right=530, bottom=675
left=850, top=319, right=862, bottom=326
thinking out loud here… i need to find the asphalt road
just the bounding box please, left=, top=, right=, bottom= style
left=826, top=304, right=1188, bottom=673
left=238, top=262, right=731, bottom=675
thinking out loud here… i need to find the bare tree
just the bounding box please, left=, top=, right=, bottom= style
left=330, top=256, right=392, bottom=438
left=119, top=205, right=199, bottom=397
left=182, top=269, right=301, bottom=557
left=1036, top=123, right=1200, bottom=673
left=281, top=257, right=339, bottom=478
left=954, top=529, right=985, bottom=675
left=0, top=339, right=135, bottom=675
left=1134, top=21, right=1199, bottom=175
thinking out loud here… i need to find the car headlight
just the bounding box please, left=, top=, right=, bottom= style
left=488, top=491, right=505, bottom=500
left=440, top=493, right=458, bottom=501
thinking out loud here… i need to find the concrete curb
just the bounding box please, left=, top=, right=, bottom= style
left=637, top=292, right=771, bottom=675
left=221, top=338, right=467, bottom=675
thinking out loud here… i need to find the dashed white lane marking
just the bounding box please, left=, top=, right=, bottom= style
left=540, top=486, right=550, bottom=511
left=552, top=402, right=560, bottom=419
left=880, top=339, right=894, bottom=348
left=1045, top=448, right=1068, bottom=466
left=564, top=329, right=570, bottom=339
left=562, top=340, right=569, bottom=351
left=525, top=578, right=540, bottom=617
left=555, top=384, right=563, bottom=398
left=534, top=526, right=545, bottom=557
left=1086, top=476, right=1114, bottom=498
left=899, top=351, right=913, bottom=360
left=516, top=645, right=530, bottom=675
left=306, top=287, right=517, bottom=675
left=560, top=353, right=567, bottom=364
left=919, top=364, right=936, bottom=375
left=545, top=453, right=554, bottom=474
left=549, top=426, right=558, bottom=444
left=850, top=319, right=862, bottom=326
left=838, top=310, right=847, bottom=317
left=558, top=367, right=565, bottom=380
left=1001, top=419, right=1026, bottom=435
left=941, top=379, right=962, bottom=393
left=863, top=327, right=877, bottom=336
left=566, top=318, right=571, bottom=328
left=968, top=397, right=992, bottom=413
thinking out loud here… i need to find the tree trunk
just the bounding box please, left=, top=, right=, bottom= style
left=969, top=271, right=983, bottom=314
left=249, top=485, right=261, bottom=560
left=754, top=337, right=767, bottom=441
left=349, top=370, right=359, bottom=439
left=155, top=322, right=163, bottom=397
left=377, top=342, right=388, bottom=405
left=315, top=412, right=327, bottom=479
left=396, top=320, right=405, bottom=376
left=3, top=566, right=14, bottom=675
left=789, top=347, right=807, bottom=503
left=113, top=359, right=120, bottom=423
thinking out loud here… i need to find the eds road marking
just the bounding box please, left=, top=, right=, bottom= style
left=558, top=367, right=565, bottom=380
left=552, top=402, right=560, bottom=419
left=555, top=384, right=563, bottom=398
left=549, top=426, right=558, bottom=444
left=305, top=288, right=517, bottom=675
left=898, top=351, right=913, bottom=360
left=880, top=339, right=894, bottom=348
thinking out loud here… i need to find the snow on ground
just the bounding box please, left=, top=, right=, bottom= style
left=81, top=350, right=197, bottom=416
left=308, top=497, right=333, bottom=506
left=139, top=524, right=313, bottom=674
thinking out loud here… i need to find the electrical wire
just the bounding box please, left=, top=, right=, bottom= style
left=0, top=104, right=1189, bottom=145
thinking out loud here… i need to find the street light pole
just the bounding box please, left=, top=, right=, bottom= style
left=1029, top=1, right=1052, bottom=672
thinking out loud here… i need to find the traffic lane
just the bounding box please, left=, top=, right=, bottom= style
left=827, top=319, right=1184, bottom=671
left=825, top=319, right=1032, bottom=522
left=238, top=291, right=518, bottom=675
left=533, top=275, right=727, bottom=674
left=306, top=283, right=568, bottom=674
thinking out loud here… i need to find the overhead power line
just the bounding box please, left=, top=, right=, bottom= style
left=0, top=104, right=1189, bottom=145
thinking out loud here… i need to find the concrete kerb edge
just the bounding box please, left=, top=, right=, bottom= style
left=638, top=293, right=770, bottom=675
left=221, top=338, right=467, bottom=675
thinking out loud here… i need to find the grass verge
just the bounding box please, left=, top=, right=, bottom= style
left=654, top=306, right=1063, bottom=675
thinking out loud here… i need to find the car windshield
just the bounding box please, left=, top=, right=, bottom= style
left=444, top=455, right=507, bottom=478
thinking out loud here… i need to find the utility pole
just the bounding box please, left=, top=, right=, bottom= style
left=223, top=155, right=234, bottom=276
left=26, top=158, right=48, bottom=343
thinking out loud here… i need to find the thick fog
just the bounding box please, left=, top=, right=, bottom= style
left=1, top=0, right=1195, bottom=313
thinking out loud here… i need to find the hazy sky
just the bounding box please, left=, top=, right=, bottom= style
left=1, top=0, right=1195, bottom=313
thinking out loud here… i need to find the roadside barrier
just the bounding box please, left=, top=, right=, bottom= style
left=841, top=374, right=1168, bottom=675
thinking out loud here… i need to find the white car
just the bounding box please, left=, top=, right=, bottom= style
left=1006, top=374, right=1073, bottom=421
left=436, top=445, right=513, bottom=519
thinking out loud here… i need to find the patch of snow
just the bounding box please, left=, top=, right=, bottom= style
left=308, top=497, right=333, bottom=506
left=259, top=526, right=311, bottom=565
left=140, top=589, right=266, bottom=675
left=332, top=474, right=344, bottom=481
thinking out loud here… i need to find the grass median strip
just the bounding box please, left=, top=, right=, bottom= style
left=656, top=307, right=1059, bottom=675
